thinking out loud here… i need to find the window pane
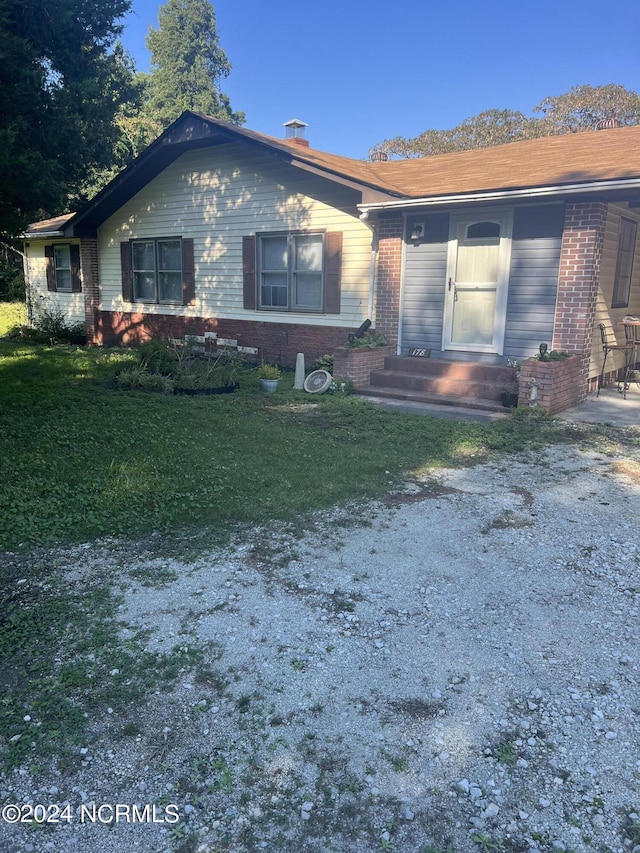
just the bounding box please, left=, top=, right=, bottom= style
left=612, top=218, right=637, bottom=308
left=158, top=240, right=181, bottom=272
left=54, top=245, right=70, bottom=270
left=132, top=242, right=154, bottom=271
left=159, top=272, right=183, bottom=302
left=294, top=235, right=322, bottom=271
left=294, top=273, right=322, bottom=309
left=55, top=270, right=72, bottom=291
left=261, top=236, right=287, bottom=271
left=467, top=221, right=500, bottom=240
left=133, top=272, right=156, bottom=301
left=261, top=273, right=288, bottom=307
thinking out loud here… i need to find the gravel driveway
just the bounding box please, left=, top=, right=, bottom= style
left=2, top=439, right=639, bottom=853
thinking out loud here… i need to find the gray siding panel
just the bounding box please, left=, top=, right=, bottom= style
left=504, top=205, right=563, bottom=358
left=401, top=213, right=449, bottom=353
left=400, top=205, right=563, bottom=357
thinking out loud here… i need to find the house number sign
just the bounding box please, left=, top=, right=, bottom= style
left=409, top=348, right=431, bottom=357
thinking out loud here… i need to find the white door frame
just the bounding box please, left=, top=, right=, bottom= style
left=442, top=208, right=513, bottom=355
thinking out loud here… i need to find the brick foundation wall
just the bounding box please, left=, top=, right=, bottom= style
left=519, top=355, right=582, bottom=415
left=94, top=311, right=353, bottom=368
left=375, top=215, right=403, bottom=349
left=554, top=202, right=606, bottom=402
left=332, top=345, right=395, bottom=388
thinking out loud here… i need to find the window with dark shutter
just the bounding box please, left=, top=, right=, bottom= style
left=44, top=244, right=80, bottom=292
left=121, top=237, right=194, bottom=305
left=249, top=230, right=342, bottom=314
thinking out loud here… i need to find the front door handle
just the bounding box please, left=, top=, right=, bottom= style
left=448, top=277, right=453, bottom=291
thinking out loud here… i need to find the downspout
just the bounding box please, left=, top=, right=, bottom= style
left=358, top=210, right=377, bottom=323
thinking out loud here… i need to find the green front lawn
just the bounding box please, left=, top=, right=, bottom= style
left=0, top=340, right=583, bottom=552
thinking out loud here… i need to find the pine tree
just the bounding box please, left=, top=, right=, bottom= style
left=144, top=0, right=244, bottom=128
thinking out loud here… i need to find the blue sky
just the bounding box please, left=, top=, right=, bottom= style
left=121, top=0, right=640, bottom=160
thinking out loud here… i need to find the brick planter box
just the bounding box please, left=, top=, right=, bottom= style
left=518, top=355, right=582, bottom=414
left=333, top=345, right=395, bottom=389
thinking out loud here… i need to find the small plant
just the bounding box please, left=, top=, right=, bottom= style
left=256, top=362, right=281, bottom=380
left=18, top=304, right=86, bottom=345
left=329, top=378, right=354, bottom=396
left=346, top=330, right=388, bottom=349
left=314, top=353, right=334, bottom=372
left=534, top=349, right=570, bottom=362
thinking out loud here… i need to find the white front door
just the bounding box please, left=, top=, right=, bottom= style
left=442, top=211, right=513, bottom=354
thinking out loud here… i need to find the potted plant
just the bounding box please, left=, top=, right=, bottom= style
left=500, top=358, right=520, bottom=408
left=257, top=363, right=281, bottom=393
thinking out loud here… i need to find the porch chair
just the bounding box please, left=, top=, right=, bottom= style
left=597, top=323, right=635, bottom=397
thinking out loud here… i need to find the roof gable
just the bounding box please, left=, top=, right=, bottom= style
left=24, top=113, right=640, bottom=238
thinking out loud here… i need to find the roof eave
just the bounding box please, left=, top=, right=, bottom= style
left=358, top=177, right=640, bottom=212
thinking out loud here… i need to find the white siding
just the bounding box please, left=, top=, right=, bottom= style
left=98, top=143, right=373, bottom=327
left=23, top=241, right=85, bottom=325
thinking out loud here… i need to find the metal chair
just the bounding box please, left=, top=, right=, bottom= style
left=597, top=323, right=635, bottom=397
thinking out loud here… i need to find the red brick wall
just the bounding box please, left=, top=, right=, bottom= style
left=333, top=345, right=395, bottom=388
left=519, top=355, right=582, bottom=415
left=554, top=202, right=606, bottom=402
left=375, top=215, right=403, bottom=349
left=94, top=311, right=352, bottom=368
left=80, top=239, right=99, bottom=341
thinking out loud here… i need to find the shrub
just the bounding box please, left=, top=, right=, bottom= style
left=346, top=331, right=388, bottom=349
left=18, top=305, right=86, bottom=345
left=314, top=354, right=334, bottom=373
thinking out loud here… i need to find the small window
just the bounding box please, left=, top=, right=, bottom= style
left=45, top=244, right=81, bottom=293
left=258, top=232, right=324, bottom=312
left=466, top=221, right=501, bottom=240
left=53, top=246, right=72, bottom=291
left=612, top=217, right=637, bottom=308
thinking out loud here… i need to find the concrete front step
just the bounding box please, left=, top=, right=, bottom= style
left=362, top=385, right=510, bottom=414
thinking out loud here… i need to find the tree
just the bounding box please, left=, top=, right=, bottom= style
left=534, top=84, right=640, bottom=134
left=373, top=85, right=640, bottom=160
left=0, top=0, right=136, bottom=239
left=143, top=0, right=244, bottom=129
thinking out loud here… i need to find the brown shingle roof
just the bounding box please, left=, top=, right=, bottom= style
left=367, top=126, right=640, bottom=197
left=218, top=119, right=640, bottom=199
left=23, top=213, right=74, bottom=236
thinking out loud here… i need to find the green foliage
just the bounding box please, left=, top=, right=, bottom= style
left=0, top=0, right=136, bottom=237
left=314, top=354, right=334, bottom=372
left=374, top=84, right=640, bottom=159
left=346, top=331, right=388, bottom=349
left=534, top=349, right=570, bottom=362
left=0, top=302, right=25, bottom=337
left=142, top=0, right=244, bottom=129
left=256, top=363, right=281, bottom=380
left=0, top=244, right=25, bottom=300
left=117, top=337, right=243, bottom=392
left=0, top=341, right=628, bottom=551
left=13, top=305, right=86, bottom=345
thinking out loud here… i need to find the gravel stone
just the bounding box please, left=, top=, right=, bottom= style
left=1, top=443, right=639, bottom=853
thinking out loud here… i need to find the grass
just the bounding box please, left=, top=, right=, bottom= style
left=0, top=300, right=25, bottom=337
left=0, top=338, right=588, bottom=552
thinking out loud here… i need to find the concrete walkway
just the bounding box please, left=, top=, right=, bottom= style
left=559, top=382, right=640, bottom=427
left=361, top=382, right=640, bottom=427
